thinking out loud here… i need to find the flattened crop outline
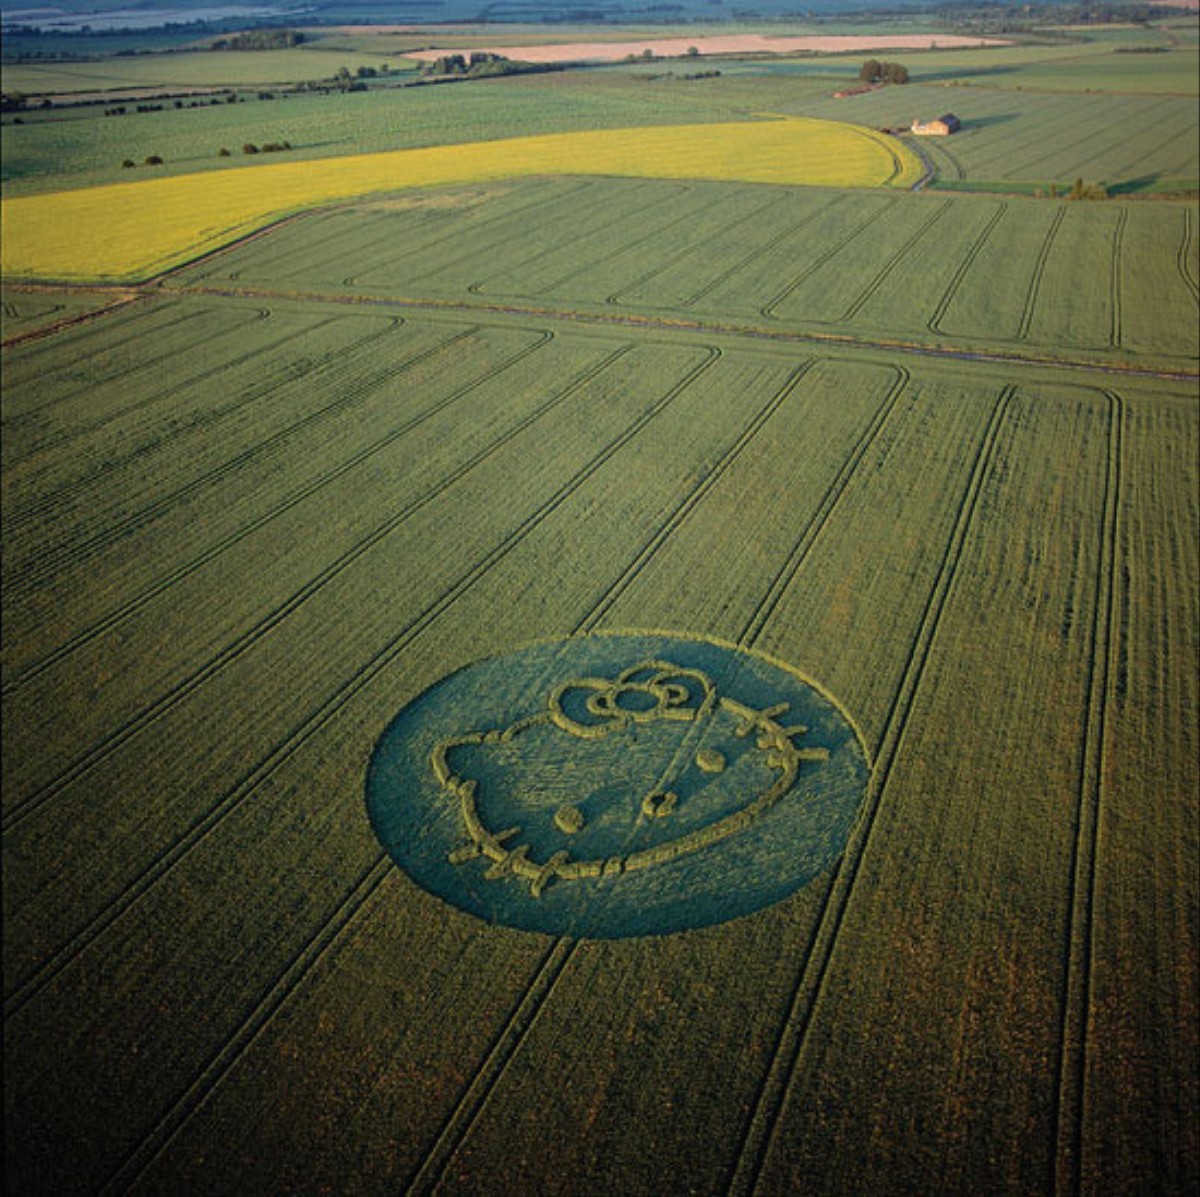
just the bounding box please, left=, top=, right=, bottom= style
left=433, top=657, right=830, bottom=898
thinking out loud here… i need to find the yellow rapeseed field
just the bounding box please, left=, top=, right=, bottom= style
left=0, top=118, right=921, bottom=282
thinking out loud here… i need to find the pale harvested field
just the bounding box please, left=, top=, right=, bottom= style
left=405, top=33, right=1008, bottom=65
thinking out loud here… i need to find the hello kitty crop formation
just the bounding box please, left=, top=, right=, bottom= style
left=433, top=659, right=830, bottom=898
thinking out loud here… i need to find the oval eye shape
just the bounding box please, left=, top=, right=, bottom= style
left=695, top=748, right=726, bottom=773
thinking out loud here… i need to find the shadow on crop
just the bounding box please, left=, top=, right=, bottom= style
left=960, top=113, right=1019, bottom=129
left=1108, top=173, right=1161, bottom=195
left=918, top=65, right=1021, bottom=83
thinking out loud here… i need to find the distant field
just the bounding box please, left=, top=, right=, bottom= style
left=796, top=88, right=1200, bottom=192
left=0, top=46, right=418, bottom=94
left=4, top=42, right=1196, bottom=201
left=0, top=118, right=921, bottom=280
left=0, top=72, right=756, bottom=197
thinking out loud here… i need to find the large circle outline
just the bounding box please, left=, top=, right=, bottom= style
left=365, top=629, right=872, bottom=939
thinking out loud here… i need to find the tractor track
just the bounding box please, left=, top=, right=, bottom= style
left=132, top=281, right=1197, bottom=383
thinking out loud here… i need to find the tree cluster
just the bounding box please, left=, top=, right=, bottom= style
left=421, top=52, right=556, bottom=81
left=424, top=52, right=500, bottom=76
left=859, top=59, right=909, bottom=85
left=1035, top=179, right=1109, bottom=201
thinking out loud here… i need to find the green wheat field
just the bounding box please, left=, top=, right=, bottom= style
left=2, top=7, right=1196, bottom=1195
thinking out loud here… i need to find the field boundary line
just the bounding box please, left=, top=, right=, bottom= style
left=3, top=334, right=626, bottom=701
left=727, top=384, right=1017, bottom=1197
left=3, top=346, right=717, bottom=1013
left=1052, top=388, right=1123, bottom=1197
left=928, top=202, right=1009, bottom=334
left=3, top=312, right=376, bottom=530
left=152, top=181, right=589, bottom=289
left=924, top=137, right=966, bottom=183
left=74, top=345, right=721, bottom=1193
left=215, top=209, right=349, bottom=285
left=1018, top=207, right=1067, bottom=342
left=903, top=137, right=935, bottom=192
left=760, top=197, right=900, bottom=320
left=222, top=208, right=404, bottom=287
left=836, top=199, right=956, bottom=323
left=159, top=283, right=1200, bottom=382
left=0, top=291, right=143, bottom=350
left=97, top=856, right=397, bottom=1196
left=1, top=320, right=508, bottom=600
left=0, top=287, right=182, bottom=360
left=154, top=207, right=341, bottom=285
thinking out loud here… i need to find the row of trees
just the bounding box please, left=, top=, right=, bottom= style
left=211, top=28, right=304, bottom=51
left=120, top=139, right=294, bottom=168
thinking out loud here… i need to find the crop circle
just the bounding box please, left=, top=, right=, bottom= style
left=366, top=633, right=870, bottom=938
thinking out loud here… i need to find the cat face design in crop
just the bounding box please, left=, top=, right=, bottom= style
left=433, top=659, right=829, bottom=897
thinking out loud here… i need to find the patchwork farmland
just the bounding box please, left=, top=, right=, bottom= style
left=2, top=11, right=1197, bottom=1197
